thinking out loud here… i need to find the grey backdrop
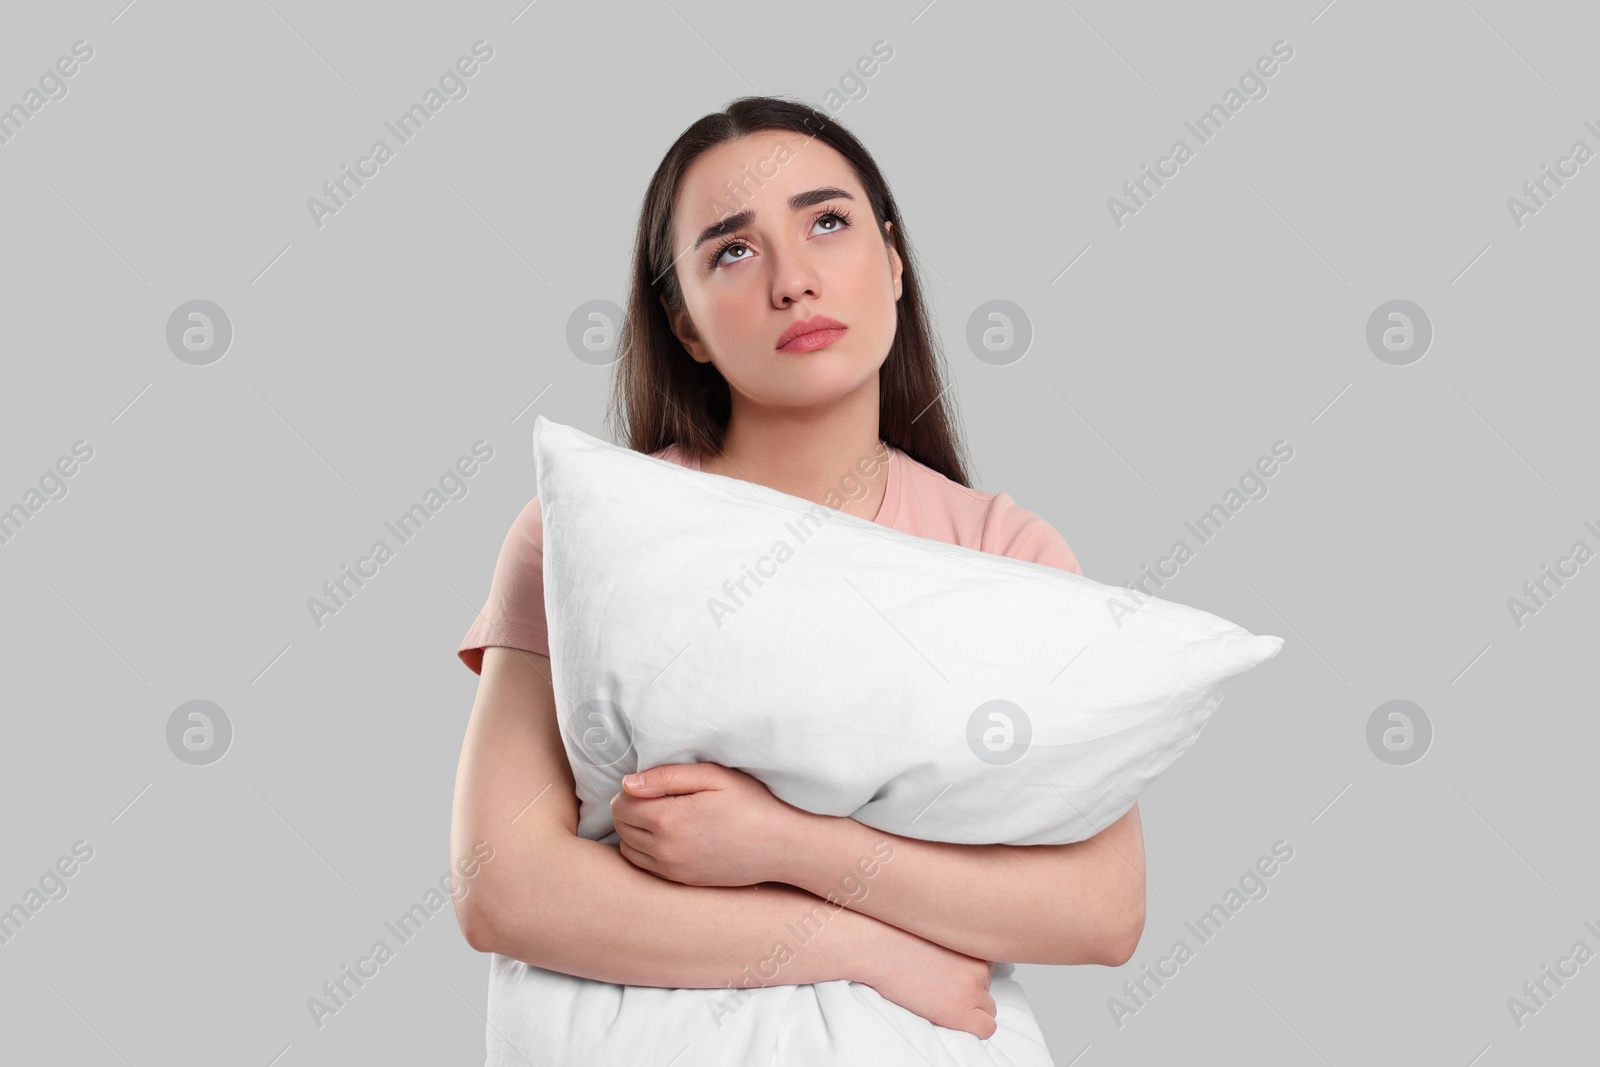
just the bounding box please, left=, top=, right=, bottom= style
left=2, top=1, right=1595, bottom=1064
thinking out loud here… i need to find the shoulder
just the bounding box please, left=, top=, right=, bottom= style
left=980, top=490, right=1082, bottom=575
left=891, top=451, right=1082, bottom=575
left=651, top=442, right=695, bottom=467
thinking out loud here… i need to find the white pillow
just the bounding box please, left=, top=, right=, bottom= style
left=533, top=415, right=1284, bottom=848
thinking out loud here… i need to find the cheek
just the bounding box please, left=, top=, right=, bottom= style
left=842, top=257, right=897, bottom=331
left=705, top=291, right=766, bottom=354
left=845, top=248, right=893, bottom=298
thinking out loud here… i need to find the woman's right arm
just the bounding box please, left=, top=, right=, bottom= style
left=451, top=647, right=996, bottom=1002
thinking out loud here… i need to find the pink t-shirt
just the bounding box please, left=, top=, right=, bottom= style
left=456, top=441, right=1082, bottom=674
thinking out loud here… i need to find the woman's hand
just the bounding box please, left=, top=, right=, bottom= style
left=850, top=915, right=1000, bottom=1039
left=610, top=762, right=809, bottom=887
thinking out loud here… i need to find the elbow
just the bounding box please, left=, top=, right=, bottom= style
left=454, top=872, right=512, bottom=954
left=456, top=893, right=499, bottom=954
left=453, top=830, right=569, bottom=957
left=1039, top=900, right=1144, bottom=967
left=455, top=856, right=561, bottom=958
left=1100, top=900, right=1146, bottom=968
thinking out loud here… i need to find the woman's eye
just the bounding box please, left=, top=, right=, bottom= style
left=713, top=211, right=849, bottom=268
left=712, top=242, right=748, bottom=268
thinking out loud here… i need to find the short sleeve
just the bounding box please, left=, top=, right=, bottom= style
left=980, top=491, right=1082, bottom=576
left=456, top=495, right=549, bottom=675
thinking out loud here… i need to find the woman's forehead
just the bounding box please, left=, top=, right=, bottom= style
left=673, top=135, right=857, bottom=232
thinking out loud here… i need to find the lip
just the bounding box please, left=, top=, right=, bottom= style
left=778, top=328, right=847, bottom=354
left=776, top=315, right=847, bottom=352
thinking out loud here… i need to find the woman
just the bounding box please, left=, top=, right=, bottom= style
left=449, top=95, right=1145, bottom=1064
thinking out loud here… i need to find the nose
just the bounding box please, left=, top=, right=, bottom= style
left=768, top=238, right=821, bottom=308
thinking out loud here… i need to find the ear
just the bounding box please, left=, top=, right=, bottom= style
left=885, top=220, right=903, bottom=302
left=660, top=292, right=711, bottom=363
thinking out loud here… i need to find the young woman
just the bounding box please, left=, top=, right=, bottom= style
left=449, top=96, right=1145, bottom=1062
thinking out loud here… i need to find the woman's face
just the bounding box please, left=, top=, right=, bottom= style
left=663, top=132, right=903, bottom=410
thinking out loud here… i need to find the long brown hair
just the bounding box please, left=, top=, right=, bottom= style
left=604, top=94, right=972, bottom=487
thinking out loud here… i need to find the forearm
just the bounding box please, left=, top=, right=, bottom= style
left=779, top=808, right=1145, bottom=966
left=474, top=828, right=888, bottom=990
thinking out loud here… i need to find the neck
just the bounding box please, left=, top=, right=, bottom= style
left=703, top=381, right=889, bottom=516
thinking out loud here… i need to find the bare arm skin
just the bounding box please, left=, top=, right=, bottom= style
left=450, top=647, right=1002, bottom=1034
left=449, top=646, right=893, bottom=989
left=449, top=644, right=1121, bottom=1039
left=774, top=804, right=1147, bottom=967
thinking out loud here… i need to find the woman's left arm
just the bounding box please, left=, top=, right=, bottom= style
left=613, top=764, right=1146, bottom=967
left=779, top=804, right=1147, bottom=968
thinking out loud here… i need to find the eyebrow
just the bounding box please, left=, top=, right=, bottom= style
left=691, top=187, right=856, bottom=251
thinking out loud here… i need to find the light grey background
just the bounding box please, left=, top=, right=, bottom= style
left=2, top=1, right=1595, bottom=1064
